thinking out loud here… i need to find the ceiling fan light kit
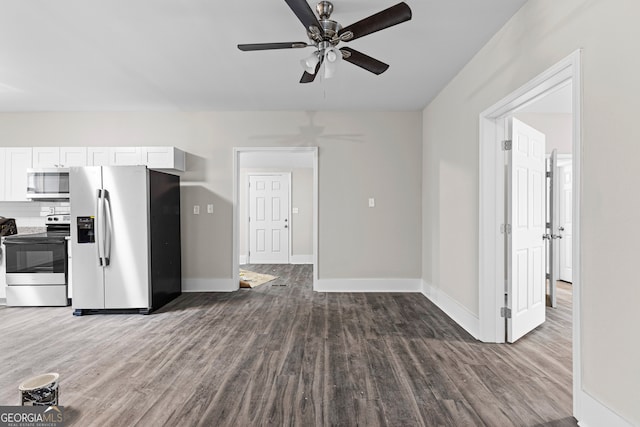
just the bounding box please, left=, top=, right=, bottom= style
left=237, top=0, right=412, bottom=83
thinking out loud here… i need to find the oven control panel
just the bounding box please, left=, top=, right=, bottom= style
left=46, top=214, right=71, bottom=225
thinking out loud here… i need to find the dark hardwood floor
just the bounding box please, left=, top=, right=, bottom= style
left=0, top=265, right=575, bottom=426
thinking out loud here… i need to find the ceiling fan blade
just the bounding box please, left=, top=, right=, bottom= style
left=285, top=0, right=324, bottom=36
left=340, top=48, right=389, bottom=75
left=238, top=42, right=308, bottom=51
left=300, top=58, right=324, bottom=83
left=338, top=2, right=412, bottom=41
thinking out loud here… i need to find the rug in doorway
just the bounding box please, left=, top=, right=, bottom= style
left=239, top=269, right=277, bottom=288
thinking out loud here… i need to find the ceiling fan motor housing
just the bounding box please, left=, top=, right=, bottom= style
left=307, top=2, right=342, bottom=46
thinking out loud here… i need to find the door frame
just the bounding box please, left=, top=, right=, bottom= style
left=478, top=50, right=582, bottom=414
left=232, top=147, right=319, bottom=290
left=554, top=155, right=573, bottom=283
left=246, top=172, right=292, bottom=264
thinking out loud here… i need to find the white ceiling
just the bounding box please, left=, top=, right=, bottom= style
left=0, top=0, right=528, bottom=112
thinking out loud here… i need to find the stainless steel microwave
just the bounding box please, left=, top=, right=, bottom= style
left=26, top=168, right=70, bottom=200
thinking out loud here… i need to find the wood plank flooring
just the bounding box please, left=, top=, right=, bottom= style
left=0, top=266, right=576, bottom=426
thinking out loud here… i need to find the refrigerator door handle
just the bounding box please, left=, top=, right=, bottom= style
left=103, top=189, right=112, bottom=266
left=96, top=189, right=104, bottom=267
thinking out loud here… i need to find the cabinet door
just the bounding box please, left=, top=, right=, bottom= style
left=0, top=242, right=6, bottom=300
left=0, top=148, right=5, bottom=200
left=141, top=146, right=185, bottom=171
left=110, top=147, right=142, bottom=166
left=60, top=147, right=88, bottom=167
left=4, top=148, right=32, bottom=201
left=87, top=147, right=110, bottom=166
left=33, top=147, right=60, bottom=168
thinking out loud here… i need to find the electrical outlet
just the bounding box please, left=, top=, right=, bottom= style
left=193, top=205, right=200, bottom=215
left=292, top=207, right=299, bottom=214
left=368, top=198, right=375, bottom=208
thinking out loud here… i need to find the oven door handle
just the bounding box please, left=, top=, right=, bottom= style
left=103, top=189, right=112, bottom=266
left=96, top=189, right=105, bottom=267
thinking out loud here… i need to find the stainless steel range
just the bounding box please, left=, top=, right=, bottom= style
left=3, top=215, right=70, bottom=306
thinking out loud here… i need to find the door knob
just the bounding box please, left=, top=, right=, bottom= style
left=284, top=225, right=288, bottom=228
left=559, top=226, right=565, bottom=231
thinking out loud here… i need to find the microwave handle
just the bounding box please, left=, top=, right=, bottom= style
left=96, top=189, right=105, bottom=267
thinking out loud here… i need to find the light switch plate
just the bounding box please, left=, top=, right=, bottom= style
left=368, top=198, right=375, bottom=208
left=292, top=207, right=299, bottom=214
left=207, top=204, right=213, bottom=214
left=193, top=205, right=200, bottom=215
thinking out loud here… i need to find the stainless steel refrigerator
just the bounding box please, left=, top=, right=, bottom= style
left=70, top=166, right=181, bottom=315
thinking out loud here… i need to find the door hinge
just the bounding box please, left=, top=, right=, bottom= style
left=501, top=307, right=512, bottom=318
left=502, top=140, right=512, bottom=151
left=500, top=224, right=512, bottom=234
left=546, top=171, right=552, bottom=178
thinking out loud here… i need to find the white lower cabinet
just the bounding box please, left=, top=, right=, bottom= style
left=0, top=242, right=6, bottom=303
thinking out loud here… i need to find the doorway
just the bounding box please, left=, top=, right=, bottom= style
left=232, top=147, right=318, bottom=290
left=478, top=50, right=581, bottom=414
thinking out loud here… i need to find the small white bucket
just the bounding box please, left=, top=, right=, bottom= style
left=19, top=372, right=59, bottom=406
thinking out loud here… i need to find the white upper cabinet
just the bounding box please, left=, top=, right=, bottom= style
left=60, top=147, right=87, bottom=167
left=142, top=147, right=186, bottom=171
left=32, top=147, right=60, bottom=168
left=87, top=148, right=110, bottom=166
left=32, top=147, right=88, bottom=168
left=110, top=147, right=142, bottom=166
left=87, top=147, right=144, bottom=166
left=87, top=146, right=184, bottom=170
left=3, top=147, right=32, bottom=201
left=0, top=148, right=6, bottom=201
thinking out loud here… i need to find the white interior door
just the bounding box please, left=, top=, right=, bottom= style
left=559, top=162, right=573, bottom=282
left=249, top=174, right=290, bottom=264
left=507, top=118, right=547, bottom=342
left=548, top=149, right=559, bottom=308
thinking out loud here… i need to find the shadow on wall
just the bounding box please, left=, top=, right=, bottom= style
left=248, top=111, right=364, bottom=146
left=183, top=152, right=207, bottom=182
left=180, top=184, right=233, bottom=281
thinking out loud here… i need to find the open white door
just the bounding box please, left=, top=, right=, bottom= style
left=507, top=118, right=547, bottom=342
left=559, top=162, right=573, bottom=282
left=548, top=149, right=559, bottom=308
left=249, top=174, right=290, bottom=264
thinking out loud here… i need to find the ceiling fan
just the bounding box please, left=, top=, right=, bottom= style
left=237, top=0, right=412, bottom=83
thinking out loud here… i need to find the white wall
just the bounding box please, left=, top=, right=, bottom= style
left=422, top=0, right=639, bottom=424
left=0, top=111, right=422, bottom=285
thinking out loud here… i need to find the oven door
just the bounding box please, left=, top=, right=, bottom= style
left=4, top=240, right=67, bottom=285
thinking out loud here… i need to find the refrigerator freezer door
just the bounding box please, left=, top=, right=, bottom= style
left=70, top=166, right=105, bottom=309
left=102, top=166, right=151, bottom=309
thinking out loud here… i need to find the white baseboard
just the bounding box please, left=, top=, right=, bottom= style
left=314, top=278, right=422, bottom=293
left=0, top=298, right=5, bottom=306
left=577, top=389, right=634, bottom=427
left=239, top=254, right=312, bottom=265
left=182, top=278, right=237, bottom=292
left=421, top=280, right=480, bottom=339
left=290, top=254, right=313, bottom=264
